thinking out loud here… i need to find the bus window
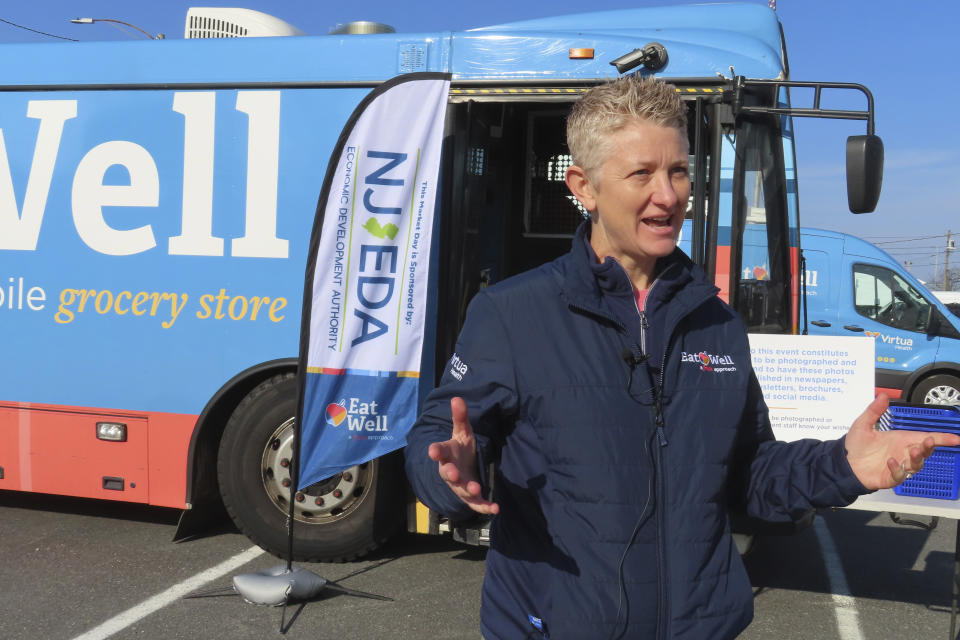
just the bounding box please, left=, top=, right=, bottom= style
left=731, top=117, right=790, bottom=333
left=524, top=109, right=584, bottom=238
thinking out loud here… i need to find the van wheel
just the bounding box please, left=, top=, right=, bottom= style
left=217, top=372, right=404, bottom=562
left=910, top=374, right=960, bottom=406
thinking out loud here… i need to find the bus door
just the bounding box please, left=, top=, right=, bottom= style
left=435, top=92, right=584, bottom=373
left=729, top=114, right=792, bottom=334
left=438, top=85, right=732, bottom=366
left=435, top=99, right=510, bottom=377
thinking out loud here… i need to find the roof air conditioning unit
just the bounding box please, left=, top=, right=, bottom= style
left=185, top=8, right=305, bottom=39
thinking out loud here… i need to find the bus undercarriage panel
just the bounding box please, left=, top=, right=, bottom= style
left=0, top=403, right=194, bottom=508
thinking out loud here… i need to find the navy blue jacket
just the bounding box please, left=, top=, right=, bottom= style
left=405, top=224, right=868, bottom=639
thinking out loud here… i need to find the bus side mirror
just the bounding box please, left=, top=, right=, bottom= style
left=846, top=134, right=883, bottom=213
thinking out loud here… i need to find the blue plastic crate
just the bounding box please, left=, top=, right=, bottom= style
left=893, top=449, right=960, bottom=500
left=881, top=403, right=960, bottom=437
left=883, top=403, right=960, bottom=500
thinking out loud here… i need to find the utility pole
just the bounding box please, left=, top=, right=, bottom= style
left=945, top=230, right=954, bottom=290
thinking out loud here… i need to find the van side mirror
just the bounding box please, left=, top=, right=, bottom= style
left=846, top=134, right=883, bottom=213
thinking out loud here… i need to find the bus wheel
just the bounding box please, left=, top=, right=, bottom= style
left=910, top=374, right=960, bottom=406
left=217, top=372, right=404, bottom=562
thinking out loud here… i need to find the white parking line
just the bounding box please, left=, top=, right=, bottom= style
left=71, top=545, right=265, bottom=640
left=813, top=516, right=865, bottom=640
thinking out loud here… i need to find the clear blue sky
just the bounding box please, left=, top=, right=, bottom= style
left=3, top=1, right=958, bottom=284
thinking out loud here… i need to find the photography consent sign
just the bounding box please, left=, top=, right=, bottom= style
left=748, top=334, right=874, bottom=441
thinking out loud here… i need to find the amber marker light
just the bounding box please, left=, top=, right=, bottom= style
left=569, top=48, right=595, bottom=59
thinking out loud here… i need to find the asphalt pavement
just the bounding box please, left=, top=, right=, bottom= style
left=1, top=490, right=958, bottom=640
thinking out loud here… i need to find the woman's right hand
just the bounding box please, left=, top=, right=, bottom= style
left=427, top=397, right=500, bottom=515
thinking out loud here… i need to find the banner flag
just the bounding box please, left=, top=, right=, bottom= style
left=296, top=73, right=451, bottom=489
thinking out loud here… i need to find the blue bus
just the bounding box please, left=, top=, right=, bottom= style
left=0, top=4, right=882, bottom=560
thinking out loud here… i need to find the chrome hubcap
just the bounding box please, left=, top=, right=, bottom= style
left=924, top=385, right=960, bottom=406
left=260, top=418, right=374, bottom=524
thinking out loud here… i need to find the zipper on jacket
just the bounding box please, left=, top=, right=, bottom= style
left=653, top=391, right=667, bottom=446
left=654, top=342, right=671, bottom=447
left=654, top=434, right=668, bottom=640
left=638, top=310, right=649, bottom=361
left=639, top=276, right=662, bottom=444
left=654, top=339, right=673, bottom=640
left=627, top=267, right=670, bottom=640
left=634, top=266, right=660, bottom=359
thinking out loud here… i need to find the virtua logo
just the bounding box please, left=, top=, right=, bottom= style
left=449, top=352, right=469, bottom=381
left=864, top=331, right=914, bottom=348
left=680, top=350, right=736, bottom=373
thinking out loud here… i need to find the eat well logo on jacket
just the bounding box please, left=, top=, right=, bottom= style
left=680, top=350, right=737, bottom=373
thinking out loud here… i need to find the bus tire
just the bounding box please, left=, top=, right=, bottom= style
left=217, top=372, right=405, bottom=562
left=910, top=374, right=960, bottom=406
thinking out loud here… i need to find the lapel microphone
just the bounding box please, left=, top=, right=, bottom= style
left=621, top=349, right=649, bottom=367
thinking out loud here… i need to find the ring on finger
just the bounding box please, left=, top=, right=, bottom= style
left=900, top=460, right=914, bottom=480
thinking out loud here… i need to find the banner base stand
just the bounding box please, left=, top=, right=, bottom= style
left=185, top=565, right=392, bottom=632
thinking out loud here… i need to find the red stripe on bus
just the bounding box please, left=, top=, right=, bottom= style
left=715, top=244, right=730, bottom=303
left=0, top=401, right=195, bottom=509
